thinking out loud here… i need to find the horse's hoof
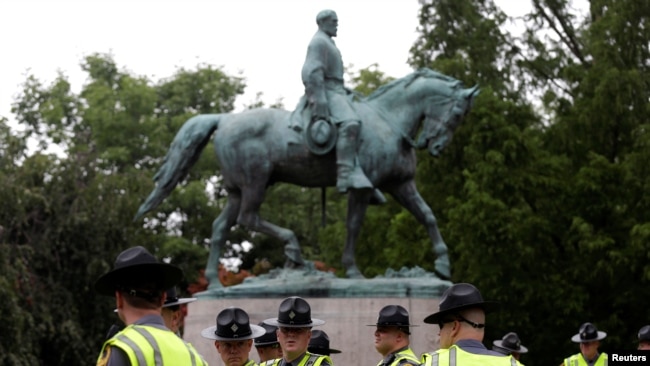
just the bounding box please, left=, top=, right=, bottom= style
left=434, top=254, right=451, bottom=279
left=207, top=282, right=224, bottom=291
left=284, top=259, right=304, bottom=269
left=345, top=267, right=365, bottom=279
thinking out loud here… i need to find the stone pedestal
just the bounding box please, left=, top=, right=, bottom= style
left=183, top=268, right=450, bottom=365
left=185, top=297, right=443, bottom=366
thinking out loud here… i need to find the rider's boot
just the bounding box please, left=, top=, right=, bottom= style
left=336, top=121, right=373, bottom=193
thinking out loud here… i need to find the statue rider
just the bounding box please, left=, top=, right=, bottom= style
left=301, top=9, right=374, bottom=194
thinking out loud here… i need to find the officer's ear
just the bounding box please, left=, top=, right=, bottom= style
left=160, top=290, right=168, bottom=306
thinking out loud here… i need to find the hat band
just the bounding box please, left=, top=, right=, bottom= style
left=278, top=318, right=312, bottom=325
left=216, top=327, right=252, bottom=338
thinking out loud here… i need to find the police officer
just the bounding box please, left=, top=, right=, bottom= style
left=492, top=332, right=528, bottom=361
left=201, top=307, right=266, bottom=366
left=256, top=322, right=283, bottom=362
left=262, top=296, right=332, bottom=366
left=561, top=322, right=608, bottom=366
left=368, top=305, right=419, bottom=366
left=95, top=246, right=207, bottom=365
left=161, top=287, right=196, bottom=336
left=308, top=330, right=341, bottom=357
left=420, top=283, right=519, bottom=366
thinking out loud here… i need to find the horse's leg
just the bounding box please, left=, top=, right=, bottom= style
left=206, top=191, right=242, bottom=289
left=342, top=189, right=372, bottom=278
left=237, top=183, right=305, bottom=268
left=387, top=180, right=450, bottom=279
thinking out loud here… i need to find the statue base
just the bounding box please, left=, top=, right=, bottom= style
left=183, top=267, right=450, bottom=365
left=197, top=265, right=450, bottom=298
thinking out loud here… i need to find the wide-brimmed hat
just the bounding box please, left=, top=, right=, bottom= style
left=163, top=287, right=197, bottom=308
left=423, top=283, right=498, bottom=324
left=95, top=246, right=183, bottom=297
left=308, top=330, right=341, bottom=356
left=639, top=325, right=650, bottom=342
left=493, top=332, right=528, bottom=354
left=264, top=296, right=325, bottom=328
left=255, top=322, right=279, bottom=347
left=571, top=322, right=607, bottom=343
left=367, top=305, right=418, bottom=334
left=201, top=307, right=266, bottom=341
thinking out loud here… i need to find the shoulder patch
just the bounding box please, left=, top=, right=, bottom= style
left=97, top=346, right=111, bottom=366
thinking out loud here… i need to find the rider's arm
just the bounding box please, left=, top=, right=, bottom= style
left=301, top=37, right=329, bottom=119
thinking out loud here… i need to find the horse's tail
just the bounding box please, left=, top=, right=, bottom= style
left=134, top=114, right=221, bottom=221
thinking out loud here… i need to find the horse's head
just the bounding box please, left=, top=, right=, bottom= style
left=418, top=84, right=479, bottom=157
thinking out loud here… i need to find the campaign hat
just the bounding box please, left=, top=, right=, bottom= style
left=264, top=296, right=325, bottom=328
left=255, top=322, right=279, bottom=347
left=201, top=307, right=265, bottom=341
left=423, top=283, right=498, bottom=324
left=308, top=330, right=341, bottom=356
left=367, top=305, right=418, bottom=334
left=571, top=322, right=607, bottom=343
left=638, top=325, right=650, bottom=342
left=492, top=332, right=528, bottom=355
left=163, top=287, right=197, bottom=308
left=95, top=246, right=182, bottom=297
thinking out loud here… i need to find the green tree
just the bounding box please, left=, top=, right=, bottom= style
left=409, top=1, right=650, bottom=365
left=1, top=53, right=245, bottom=364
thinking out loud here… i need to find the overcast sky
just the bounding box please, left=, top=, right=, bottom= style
left=1, top=0, right=547, bottom=129
left=1, top=0, right=423, bottom=121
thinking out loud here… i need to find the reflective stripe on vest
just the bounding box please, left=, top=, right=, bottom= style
left=102, top=324, right=205, bottom=365
left=422, top=345, right=520, bottom=366
left=263, top=352, right=331, bottom=366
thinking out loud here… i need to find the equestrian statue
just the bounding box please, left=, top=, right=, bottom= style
left=135, top=9, right=479, bottom=287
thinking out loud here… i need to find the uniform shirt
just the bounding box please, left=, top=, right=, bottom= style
left=455, top=339, right=508, bottom=356
left=300, top=29, right=358, bottom=124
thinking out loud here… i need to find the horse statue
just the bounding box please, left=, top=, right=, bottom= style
left=135, top=68, right=479, bottom=287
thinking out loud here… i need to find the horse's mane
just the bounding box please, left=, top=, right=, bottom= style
left=365, top=68, right=463, bottom=101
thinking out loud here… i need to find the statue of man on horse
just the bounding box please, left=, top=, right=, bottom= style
left=135, top=9, right=480, bottom=286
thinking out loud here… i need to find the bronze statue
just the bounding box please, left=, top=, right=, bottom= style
left=298, top=9, right=372, bottom=194
left=136, top=68, right=478, bottom=286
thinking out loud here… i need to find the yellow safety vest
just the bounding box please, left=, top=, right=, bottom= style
left=97, top=324, right=208, bottom=365
left=421, top=345, right=520, bottom=366
left=563, top=352, right=608, bottom=366
left=377, top=347, right=421, bottom=366
left=244, top=359, right=258, bottom=366
left=261, top=352, right=332, bottom=366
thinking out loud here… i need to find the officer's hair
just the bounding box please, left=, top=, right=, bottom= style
left=316, top=9, right=336, bottom=25
left=119, top=287, right=165, bottom=310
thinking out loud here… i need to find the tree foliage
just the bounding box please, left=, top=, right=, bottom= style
left=0, top=53, right=244, bottom=364
left=408, top=0, right=650, bottom=365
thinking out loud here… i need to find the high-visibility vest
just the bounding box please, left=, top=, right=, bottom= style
left=261, top=352, right=332, bottom=366
left=244, top=360, right=258, bottom=366
left=376, top=347, right=421, bottom=366
left=97, top=324, right=208, bottom=365
left=421, top=345, right=520, bottom=366
left=563, top=352, right=608, bottom=366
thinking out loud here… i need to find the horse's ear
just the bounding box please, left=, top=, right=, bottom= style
left=465, top=85, right=480, bottom=106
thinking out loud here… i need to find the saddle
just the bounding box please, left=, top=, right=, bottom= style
left=288, top=91, right=361, bottom=155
